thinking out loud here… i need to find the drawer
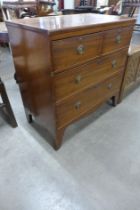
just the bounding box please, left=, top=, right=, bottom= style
left=102, top=26, right=133, bottom=54
left=52, top=32, right=103, bottom=72
left=56, top=73, right=122, bottom=128
left=54, top=49, right=127, bottom=101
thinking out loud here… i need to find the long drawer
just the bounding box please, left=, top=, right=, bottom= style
left=102, top=26, right=133, bottom=54
left=52, top=32, right=103, bottom=72
left=54, top=49, right=127, bottom=101
left=56, top=73, right=122, bottom=128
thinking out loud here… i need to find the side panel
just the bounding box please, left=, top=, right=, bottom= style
left=7, top=26, right=55, bottom=135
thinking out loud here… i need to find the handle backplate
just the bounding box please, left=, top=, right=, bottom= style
left=75, top=75, right=82, bottom=84
left=112, top=60, right=117, bottom=69
left=108, top=83, right=113, bottom=89
left=77, top=44, right=85, bottom=55
left=116, top=35, right=121, bottom=44
left=75, top=101, right=81, bottom=110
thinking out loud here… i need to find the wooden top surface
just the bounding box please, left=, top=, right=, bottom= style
left=6, top=13, right=135, bottom=33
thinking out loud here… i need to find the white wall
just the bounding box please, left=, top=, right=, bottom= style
left=64, top=0, right=74, bottom=9
left=97, top=0, right=108, bottom=7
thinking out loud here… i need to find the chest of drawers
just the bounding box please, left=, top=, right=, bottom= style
left=6, top=14, right=135, bottom=149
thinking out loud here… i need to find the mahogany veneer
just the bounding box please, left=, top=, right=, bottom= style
left=6, top=14, right=135, bottom=149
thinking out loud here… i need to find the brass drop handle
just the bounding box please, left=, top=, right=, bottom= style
left=75, top=101, right=81, bottom=110
left=77, top=44, right=85, bottom=55
left=112, top=60, right=117, bottom=69
left=108, top=83, right=113, bottom=89
left=116, top=35, right=121, bottom=44
left=75, top=75, right=82, bottom=84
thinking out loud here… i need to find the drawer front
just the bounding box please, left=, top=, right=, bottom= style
left=54, top=49, right=127, bottom=101
left=56, top=73, right=122, bottom=128
left=52, top=33, right=103, bottom=72
left=102, top=27, right=133, bottom=54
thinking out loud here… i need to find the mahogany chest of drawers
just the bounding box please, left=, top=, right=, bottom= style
left=6, top=14, right=135, bottom=149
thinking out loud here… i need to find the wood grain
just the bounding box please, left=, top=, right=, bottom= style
left=52, top=32, right=103, bottom=72
left=56, top=73, right=123, bottom=129
left=102, top=26, right=134, bottom=54
left=54, top=49, right=128, bottom=101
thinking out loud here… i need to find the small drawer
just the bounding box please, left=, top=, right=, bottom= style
left=54, top=49, right=127, bottom=101
left=52, top=32, right=103, bottom=72
left=56, top=73, right=123, bottom=128
left=102, top=26, right=133, bottom=54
